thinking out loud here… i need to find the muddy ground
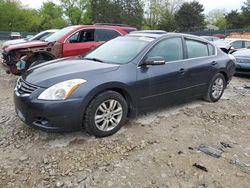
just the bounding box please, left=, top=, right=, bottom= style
left=0, top=43, right=250, bottom=188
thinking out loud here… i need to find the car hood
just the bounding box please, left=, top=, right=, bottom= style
left=4, top=40, right=49, bottom=52
left=2, top=39, right=27, bottom=48
left=22, top=56, right=120, bottom=87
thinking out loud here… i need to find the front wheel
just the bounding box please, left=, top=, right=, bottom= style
left=84, top=91, right=128, bottom=137
left=204, top=73, right=226, bottom=102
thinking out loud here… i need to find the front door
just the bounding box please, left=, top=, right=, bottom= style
left=63, top=29, right=100, bottom=57
left=136, top=37, right=187, bottom=110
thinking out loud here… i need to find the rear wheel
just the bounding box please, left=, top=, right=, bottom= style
left=204, top=73, right=226, bottom=102
left=84, top=91, right=128, bottom=137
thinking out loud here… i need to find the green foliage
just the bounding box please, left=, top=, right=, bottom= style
left=90, top=0, right=144, bottom=28
left=225, top=0, right=250, bottom=29
left=215, top=16, right=226, bottom=29
left=39, top=2, right=67, bottom=30
left=2, top=0, right=250, bottom=33
left=60, top=0, right=90, bottom=25
left=175, top=1, right=205, bottom=32
left=0, top=0, right=41, bottom=31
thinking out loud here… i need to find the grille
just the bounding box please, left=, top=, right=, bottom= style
left=16, top=78, right=38, bottom=96
left=2, top=52, right=16, bottom=65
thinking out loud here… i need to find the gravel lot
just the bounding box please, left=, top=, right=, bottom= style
left=0, top=42, right=250, bottom=188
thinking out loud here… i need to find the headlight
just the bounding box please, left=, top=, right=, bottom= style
left=38, top=79, right=86, bottom=100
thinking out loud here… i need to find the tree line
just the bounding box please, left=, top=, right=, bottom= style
left=0, top=0, right=250, bottom=32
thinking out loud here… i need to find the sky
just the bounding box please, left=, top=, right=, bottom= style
left=21, top=0, right=246, bottom=13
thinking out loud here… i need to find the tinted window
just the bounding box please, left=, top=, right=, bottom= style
left=147, top=38, right=183, bottom=62
left=95, top=29, right=120, bottom=42
left=231, top=41, right=243, bottom=49
left=245, top=41, right=250, bottom=48
left=68, top=29, right=95, bottom=43
left=208, top=44, right=215, bottom=56
left=186, top=39, right=209, bottom=58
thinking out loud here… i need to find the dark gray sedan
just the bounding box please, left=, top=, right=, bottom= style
left=14, top=32, right=236, bottom=137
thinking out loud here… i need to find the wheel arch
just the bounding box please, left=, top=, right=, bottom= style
left=83, top=83, right=137, bottom=119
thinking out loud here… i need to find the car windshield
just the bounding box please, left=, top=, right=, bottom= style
left=44, top=27, right=76, bottom=42
left=84, top=36, right=153, bottom=64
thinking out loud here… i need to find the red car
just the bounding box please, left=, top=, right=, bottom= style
left=1, top=24, right=136, bottom=75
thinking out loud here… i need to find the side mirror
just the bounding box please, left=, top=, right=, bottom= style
left=143, top=56, right=165, bottom=66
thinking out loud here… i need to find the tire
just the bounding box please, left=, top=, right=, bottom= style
left=84, top=91, right=128, bottom=137
left=204, top=73, right=226, bottom=102
left=29, top=60, right=47, bottom=68
left=26, top=53, right=53, bottom=69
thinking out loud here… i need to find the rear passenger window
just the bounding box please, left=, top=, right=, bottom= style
left=186, top=39, right=209, bottom=58
left=208, top=44, right=215, bottom=56
left=147, top=38, right=183, bottom=62
left=95, top=29, right=120, bottom=42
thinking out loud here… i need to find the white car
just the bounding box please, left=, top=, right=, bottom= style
left=213, top=38, right=250, bottom=53
left=2, top=29, right=59, bottom=49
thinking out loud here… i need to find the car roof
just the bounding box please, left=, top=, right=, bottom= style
left=128, top=32, right=209, bottom=41
left=225, top=38, right=250, bottom=42
left=44, top=29, right=59, bottom=32
left=131, top=30, right=167, bottom=34
left=70, top=24, right=136, bottom=30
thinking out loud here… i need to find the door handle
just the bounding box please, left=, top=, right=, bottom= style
left=211, top=61, right=218, bottom=66
left=179, top=68, right=186, bottom=74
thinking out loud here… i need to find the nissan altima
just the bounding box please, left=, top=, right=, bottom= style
left=14, top=32, right=236, bottom=137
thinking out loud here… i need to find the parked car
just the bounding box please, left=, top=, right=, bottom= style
left=213, top=38, right=250, bottom=53
left=213, top=34, right=225, bottom=39
left=2, top=29, right=59, bottom=50
left=232, top=49, right=250, bottom=76
left=2, top=25, right=136, bottom=75
left=14, top=32, right=236, bottom=137
left=9, top=32, right=22, bottom=40
left=200, top=36, right=220, bottom=41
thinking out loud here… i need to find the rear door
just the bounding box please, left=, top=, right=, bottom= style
left=182, top=37, right=218, bottom=98
left=63, top=29, right=98, bottom=57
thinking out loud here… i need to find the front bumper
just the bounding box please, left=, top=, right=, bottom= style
left=235, top=63, right=250, bottom=76
left=14, top=89, right=86, bottom=132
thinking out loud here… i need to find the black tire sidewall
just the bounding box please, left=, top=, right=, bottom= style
left=208, top=73, right=226, bottom=102
left=29, top=60, right=46, bottom=68
left=84, top=91, right=128, bottom=137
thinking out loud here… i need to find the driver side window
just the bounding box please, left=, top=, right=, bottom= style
left=147, top=38, right=183, bottom=62
left=68, top=32, right=79, bottom=43
left=68, top=29, right=95, bottom=43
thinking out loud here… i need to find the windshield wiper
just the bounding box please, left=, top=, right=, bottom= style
left=83, top=57, right=104, bottom=62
